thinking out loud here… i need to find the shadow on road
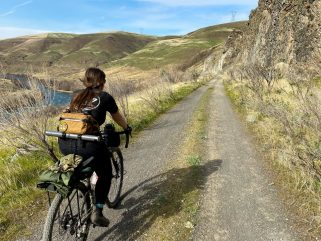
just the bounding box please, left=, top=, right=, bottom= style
left=94, top=159, right=222, bottom=241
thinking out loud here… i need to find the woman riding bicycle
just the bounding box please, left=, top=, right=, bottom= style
left=58, top=67, right=130, bottom=227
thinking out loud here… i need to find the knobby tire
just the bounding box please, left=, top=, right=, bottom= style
left=42, top=186, right=91, bottom=241
left=106, top=148, right=124, bottom=208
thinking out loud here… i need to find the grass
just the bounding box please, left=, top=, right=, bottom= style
left=0, top=151, right=50, bottom=241
left=0, top=80, right=203, bottom=241
left=127, top=82, right=203, bottom=132
left=2, top=31, right=156, bottom=73
left=108, top=38, right=222, bottom=70
left=224, top=79, right=321, bottom=240
left=1, top=21, right=247, bottom=83
left=186, top=21, right=248, bottom=39
left=187, top=155, right=202, bottom=166
left=135, top=86, right=213, bottom=240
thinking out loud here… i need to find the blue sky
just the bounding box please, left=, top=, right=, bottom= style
left=0, top=0, right=258, bottom=39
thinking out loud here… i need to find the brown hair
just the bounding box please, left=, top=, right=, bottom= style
left=69, top=67, right=106, bottom=112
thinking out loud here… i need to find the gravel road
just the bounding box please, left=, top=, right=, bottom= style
left=88, top=85, right=209, bottom=241
left=192, top=80, right=298, bottom=241
left=18, top=85, right=208, bottom=241
left=18, top=80, right=299, bottom=241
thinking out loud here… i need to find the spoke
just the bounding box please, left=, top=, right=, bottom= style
left=49, top=189, right=90, bottom=241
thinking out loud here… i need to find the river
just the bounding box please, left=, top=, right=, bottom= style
left=51, top=91, right=72, bottom=106
left=3, top=74, right=72, bottom=106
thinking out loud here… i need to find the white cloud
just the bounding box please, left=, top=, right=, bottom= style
left=136, top=0, right=258, bottom=7
left=15, top=0, right=33, bottom=8
left=0, top=26, right=49, bottom=40
left=0, top=10, right=15, bottom=17
left=0, top=0, right=33, bottom=17
left=123, top=7, right=251, bottom=35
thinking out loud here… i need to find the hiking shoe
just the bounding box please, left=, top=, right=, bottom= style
left=91, top=208, right=110, bottom=227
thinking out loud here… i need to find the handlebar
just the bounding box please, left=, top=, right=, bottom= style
left=45, top=130, right=130, bottom=148
left=45, top=131, right=101, bottom=142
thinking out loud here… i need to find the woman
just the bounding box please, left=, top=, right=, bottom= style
left=58, top=67, right=130, bottom=227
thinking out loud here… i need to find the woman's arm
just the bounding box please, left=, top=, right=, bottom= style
left=111, top=110, right=128, bottom=129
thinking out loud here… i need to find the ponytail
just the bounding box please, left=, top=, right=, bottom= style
left=69, top=87, right=98, bottom=112
left=70, top=67, right=106, bottom=112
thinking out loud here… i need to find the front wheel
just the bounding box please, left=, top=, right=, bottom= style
left=42, top=185, right=91, bottom=241
left=106, top=148, right=124, bottom=208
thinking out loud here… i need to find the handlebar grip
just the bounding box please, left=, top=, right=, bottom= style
left=115, top=130, right=130, bottom=148
left=81, top=135, right=101, bottom=142
left=125, top=133, right=129, bottom=148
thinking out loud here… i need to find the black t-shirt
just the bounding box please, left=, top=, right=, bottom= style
left=73, top=90, right=118, bottom=125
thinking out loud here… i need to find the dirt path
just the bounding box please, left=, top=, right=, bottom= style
left=192, top=80, right=298, bottom=241
left=17, top=86, right=209, bottom=241
left=88, top=85, right=209, bottom=241
left=18, top=80, right=298, bottom=241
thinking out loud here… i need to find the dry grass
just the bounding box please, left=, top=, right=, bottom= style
left=105, top=68, right=203, bottom=132
left=0, top=72, right=61, bottom=240
left=0, top=75, right=59, bottom=162
left=224, top=69, right=321, bottom=240
left=0, top=150, right=50, bottom=241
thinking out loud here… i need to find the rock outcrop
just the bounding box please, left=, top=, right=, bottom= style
left=218, top=0, right=321, bottom=76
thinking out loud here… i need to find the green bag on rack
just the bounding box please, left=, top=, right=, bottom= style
left=37, top=154, right=83, bottom=197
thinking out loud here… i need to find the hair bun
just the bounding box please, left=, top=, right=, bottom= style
left=80, top=67, right=106, bottom=88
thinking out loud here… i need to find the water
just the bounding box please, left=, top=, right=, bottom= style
left=3, top=74, right=72, bottom=106
left=52, top=91, right=72, bottom=106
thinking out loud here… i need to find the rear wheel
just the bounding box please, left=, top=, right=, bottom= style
left=42, top=185, right=91, bottom=241
left=106, top=148, right=124, bottom=208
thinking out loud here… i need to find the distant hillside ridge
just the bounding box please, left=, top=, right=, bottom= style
left=0, top=32, right=156, bottom=72
left=106, top=21, right=247, bottom=71
left=0, top=22, right=247, bottom=87
left=216, top=0, right=321, bottom=76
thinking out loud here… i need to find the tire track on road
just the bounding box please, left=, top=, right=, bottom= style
left=193, top=80, right=298, bottom=241
left=90, top=85, right=209, bottom=241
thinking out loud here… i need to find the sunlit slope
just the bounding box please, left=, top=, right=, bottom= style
left=107, top=21, right=247, bottom=70
left=0, top=32, right=156, bottom=71
left=186, top=21, right=247, bottom=40
left=0, top=21, right=247, bottom=76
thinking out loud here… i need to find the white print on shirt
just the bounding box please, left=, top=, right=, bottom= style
left=82, top=96, right=101, bottom=112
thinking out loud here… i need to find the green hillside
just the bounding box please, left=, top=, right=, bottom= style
left=106, top=21, right=247, bottom=70
left=0, top=32, right=156, bottom=72
left=186, top=21, right=247, bottom=40
left=0, top=21, right=247, bottom=78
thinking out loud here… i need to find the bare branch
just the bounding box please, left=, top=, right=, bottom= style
left=0, top=71, right=58, bottom=162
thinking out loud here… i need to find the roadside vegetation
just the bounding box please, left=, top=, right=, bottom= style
left=224, top=65, right=321, bottom=240
left=0, top=70, right=204, bottom=241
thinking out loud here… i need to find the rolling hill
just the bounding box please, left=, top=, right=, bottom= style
left=0, top=21, right=247, bottom=88
left=106, top=21, right=247, bottom=71
left=0, top=32, right=156, bottom=72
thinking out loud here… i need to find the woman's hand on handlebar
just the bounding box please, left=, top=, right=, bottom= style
left=124, top=125, right=132, bottom=137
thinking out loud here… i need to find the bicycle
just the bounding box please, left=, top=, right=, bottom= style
left=40, top=127, right=130, bottom=241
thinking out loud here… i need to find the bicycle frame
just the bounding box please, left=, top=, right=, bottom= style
left=42, top=128, right=128, bottom=240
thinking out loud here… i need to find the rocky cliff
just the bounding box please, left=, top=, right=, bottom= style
left=216, top=0, right=321, bottom=76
